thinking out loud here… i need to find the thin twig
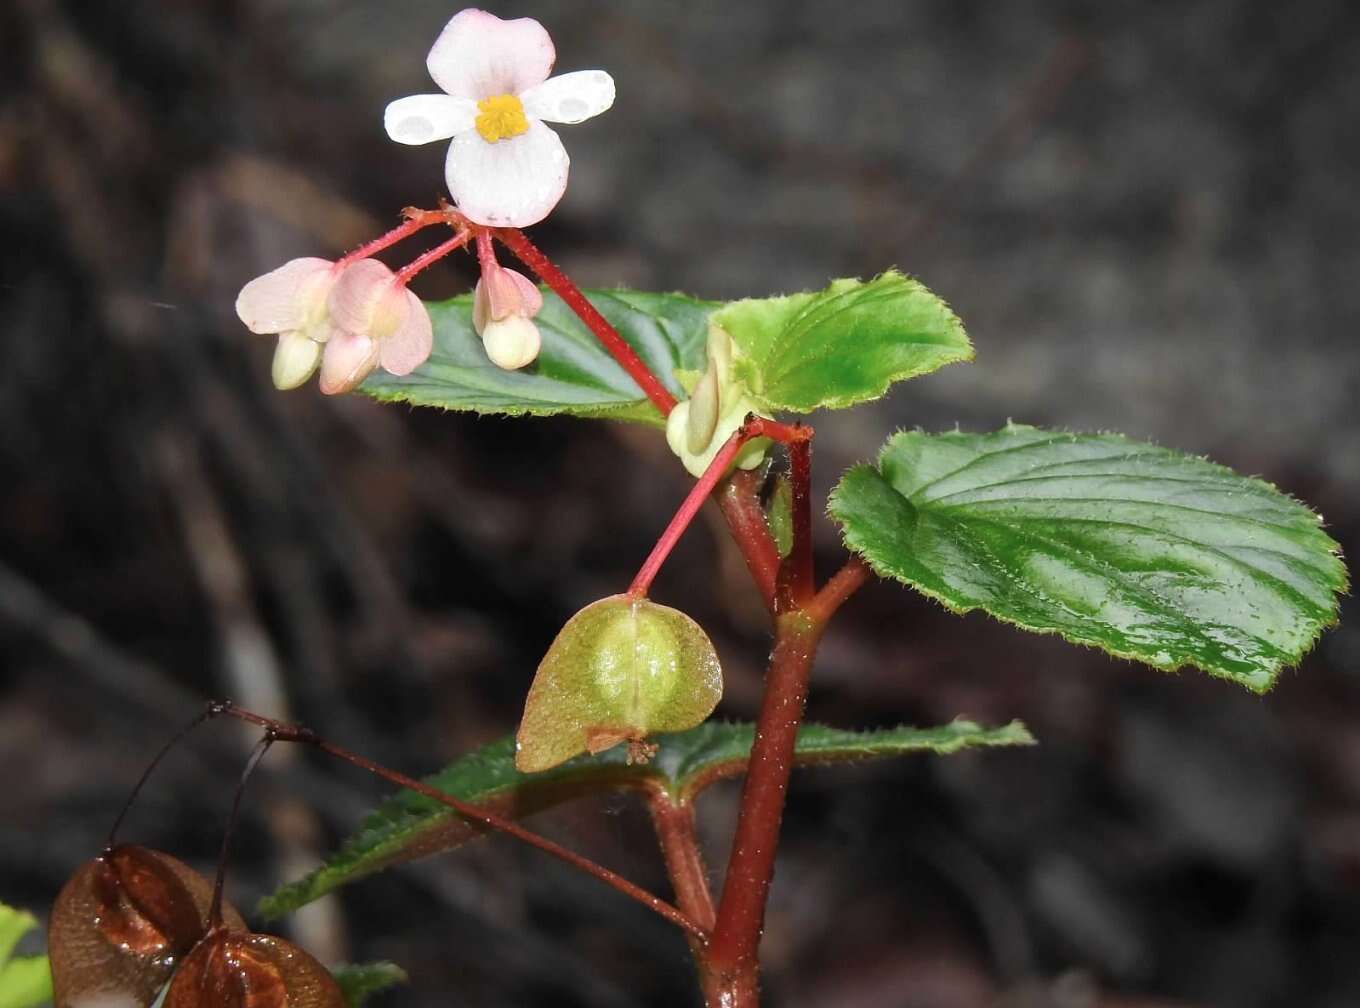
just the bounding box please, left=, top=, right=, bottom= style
left=217, top=704, right=709, bottom=942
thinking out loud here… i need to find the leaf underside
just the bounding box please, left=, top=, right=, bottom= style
left=830, top=424, right=1347, bottom=692
left=362, top=289, right=717, bottom=426
left=260, top=718, right=1031, bottom=919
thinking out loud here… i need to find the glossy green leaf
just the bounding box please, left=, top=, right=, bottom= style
left=260, top=718, right=1030, bottom=918
left=0, top=902, right=51, bottom=1008
left=830, top=424, right=1347, bottom=691
left=331, top=961, right=407, bottom=1007
left=362, top=289, right=717, bottom=426
left=712, top=271, right=972, bottom=413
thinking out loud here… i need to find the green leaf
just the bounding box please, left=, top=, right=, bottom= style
left=0, top=902, right=51, bottom=1008
left=830, top=424, right=1348, bottom=692
left=362, top=289, right=717, bottom=426
left=331, top=961, right=407, bottom=1007
left=261, top=718, right=1029, bottom=918
left=712, top=270, right=972, bottom=413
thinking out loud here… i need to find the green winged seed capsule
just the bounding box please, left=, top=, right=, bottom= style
left=515, top=595, right=723, bottom=773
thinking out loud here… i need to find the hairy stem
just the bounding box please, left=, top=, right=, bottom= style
left=775, top=430, right=815, bottom=613
left=338, top=212, right=443, bottom=267
left=716, top=469, right=780, bottom=612
left=216, top=703, right=707, bottom=941
left=647, top=792, right=716, bottom=935
left=705, top=611, right=826, bottom=1001
left=630, top=418, right=811, bottom=598
left=394, top=229, right=472, bottom=285
left=493, top=227, right=678, bottom=416
left=807, top=555, right=874, bottom=624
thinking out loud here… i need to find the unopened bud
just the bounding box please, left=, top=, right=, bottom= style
left=473, top=264, right=543, bottom=335
left=685, top=358, right=721, bottom=455
left=515, top=595, right=723, bottom=773
left=270, top=331, right=323, bottom=390
left=318, top=330, right=380, bottom=395
left=481, top=315, right=542, bottom=370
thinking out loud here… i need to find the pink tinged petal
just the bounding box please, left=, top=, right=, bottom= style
left=384, top=93, right=477, bottom=145
left=327, top=258, right=397, bottom=335
left=235, top=257, right=334, bottom=334
left=508, top=267, right=543, bottom=315
left=426, top=9, right=555, bottom=101
left=445, top=120, right=569, bottom=227
left=318, top=330, right=380, bottom=395
left=379, top=290, right=433, bottom=375
left=474, top=264, right=541, bottom=334
left=521, top=70, right=615, bottom=125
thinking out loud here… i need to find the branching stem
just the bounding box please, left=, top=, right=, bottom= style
left=394, top=229, right=472, bottom=285
left=629, top=417, right=808, bottom=599
left=338, top=212, right=443, bottom=267
left=214, top=703, right=708, bottom=941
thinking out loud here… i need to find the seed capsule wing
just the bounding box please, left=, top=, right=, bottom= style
left=164, top=929, right=343, bottom=1008
left=516, top=594, right=723, bottom=772
left=49, top=847, right=245, bottom=1008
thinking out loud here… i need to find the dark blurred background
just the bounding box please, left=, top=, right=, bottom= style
left=3, top=1, right=1358, bottom=1005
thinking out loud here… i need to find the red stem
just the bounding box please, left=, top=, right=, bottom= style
left=775, top=430, right=815, bottom=613
left=705, top=611, right=825, bottom=998
left=395, top=229, right=472, bottom=285
left=646, top=792, right=716, bottom=934
left=808, top=555, right=873, bottom=624
left=629, top=417, right=807, bottom=598
left=216, top=704, right=707, bottom=941
left=493, top=227, right=678, bottom=417
left=716, top=470, right=780, bottom=612
left=338, top=213, right=443, bottom=268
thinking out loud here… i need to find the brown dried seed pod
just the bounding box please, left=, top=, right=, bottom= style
left=163, top=928, right=343, bottom=1008
left=49, top=845, right=246, bottom=1008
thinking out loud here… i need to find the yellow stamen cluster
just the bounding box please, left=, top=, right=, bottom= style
left=475, top=94, right=530, bottom=143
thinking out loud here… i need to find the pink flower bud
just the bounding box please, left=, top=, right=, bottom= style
left=318, top=330, right=381, bottom=396
left=472, top=264, right=543, bottom=334
left=472, top=264, right=543, bottom=370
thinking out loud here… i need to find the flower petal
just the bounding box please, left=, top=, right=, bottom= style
left=521, top=70, right=615, bottom=125
left=379, top=290, right=434, bottom=375
left=426, top=9, right=554, bottom=101
left=327, top=258, right=396, bottom=335
left=318, top=330, right=380, bottom=395
left=235, top=258, right=333, bottom=334
left=445, top=120, right=569, bottom=227
left=384, top=94, right=477, bottom=146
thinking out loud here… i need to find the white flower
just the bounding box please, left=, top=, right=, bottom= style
left=384, top=8, right=615, bottom=228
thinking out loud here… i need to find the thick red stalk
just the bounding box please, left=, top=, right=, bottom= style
left=774, top=430, right=815, bottom=612
left=493, top=227, right=678, bottom=416
left=716, top=470, right=781, bottom=612
left=217, top=704, right=707, bottom=941
left=705, top=611, right=825, bottom=999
